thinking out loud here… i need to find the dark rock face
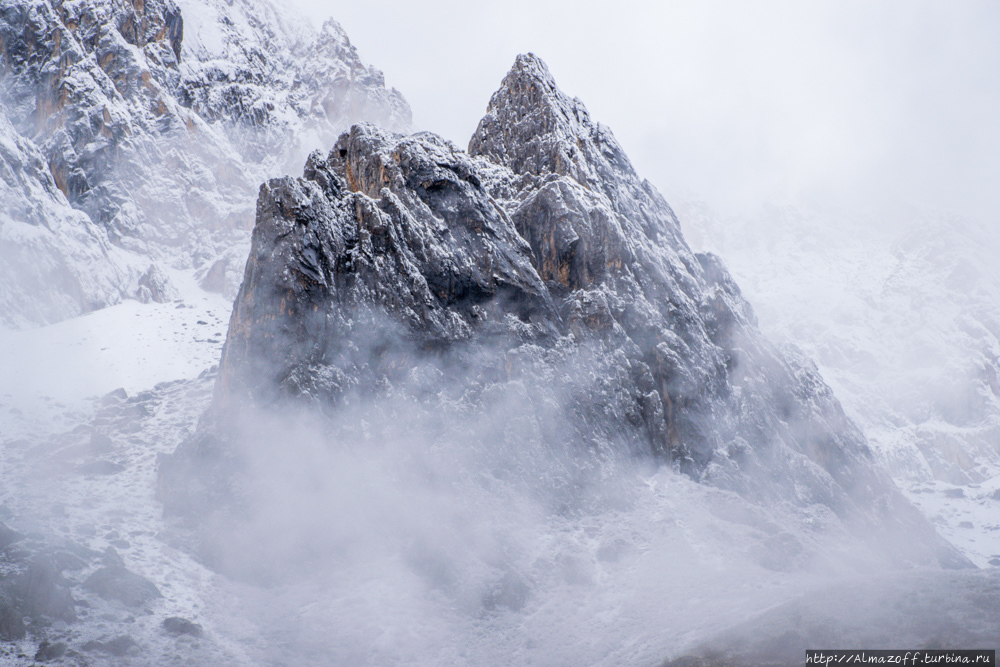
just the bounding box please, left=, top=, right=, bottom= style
left=0, top=604, right=26, bottom=641
left=211, top=126, right=557, bottom=411
left=82, top=634, right=139, bottom=656
left=34, top=640, right=67, bottom=662
left=161, top=54, right=966, bottom=569
left=17, top=558, right=76, bottom=622
left=163, top=616, right=203, bottom=638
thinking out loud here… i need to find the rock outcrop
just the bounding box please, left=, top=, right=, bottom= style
left=161, top=54, right=969, bottom=570
left=0, top=0, right=411, bottom=328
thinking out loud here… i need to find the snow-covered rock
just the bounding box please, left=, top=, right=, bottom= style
left=0, top=0, right=411, bottom=328
left=0, top=105, right=137, bottom=328
left=161, top=54, right=967, bottom=574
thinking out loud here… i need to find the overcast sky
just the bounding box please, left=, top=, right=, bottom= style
left=289, top=0, right=1000, bottom=221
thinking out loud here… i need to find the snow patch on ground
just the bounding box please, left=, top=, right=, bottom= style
left=0, top=272, right=231, bottom=419
left=902, top=479, right=1000, bottom=568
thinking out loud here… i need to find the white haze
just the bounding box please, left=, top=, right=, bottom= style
left=295, top=0, right=1000, bottom=220
left=180, top=327, right=893, bottom=665
left=2, top=1, right=999, bottom=665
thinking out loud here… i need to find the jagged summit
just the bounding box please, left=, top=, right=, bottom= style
left=160, top=54, right=969, bottom=571
left=470, top=54, right=678, bottom=238
left=470, top=53, right=617, bottom=184
left=471, top=54, right=685, bottom=255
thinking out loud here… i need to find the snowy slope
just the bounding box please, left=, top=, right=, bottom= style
left=0, top=318, right=912, bottom=665
left=680, top=202, right=1000, bottom=567
left=0, top=263, right=838, bottom=664
left=0, top=275, right=991, bottom=665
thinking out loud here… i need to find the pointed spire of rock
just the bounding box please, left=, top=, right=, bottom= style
left=471, top=52, right=687, bottom=255
left=469, top=53, right=638, bottom=199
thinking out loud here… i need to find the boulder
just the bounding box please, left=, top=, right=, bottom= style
left=84, top=566, right=162, bottom=608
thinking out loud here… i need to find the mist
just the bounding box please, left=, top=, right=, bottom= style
left=1, top=0, right=999, bottom=665
left=297, top=0, right=1000, bottom=220
left=158, top=320, right=905, bottom=665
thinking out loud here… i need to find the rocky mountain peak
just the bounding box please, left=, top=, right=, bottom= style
left=470, top=53, right=595, bottom=181
left=318, top=17, right=351, bottom=44
left=161, top=53, right=970, bottom=571
left=471, top=53, right=683, bottom=249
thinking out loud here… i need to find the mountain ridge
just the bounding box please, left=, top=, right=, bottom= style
left=160, top=53, right=969, bottom=573
left=0, top=0, right=410, bottom=329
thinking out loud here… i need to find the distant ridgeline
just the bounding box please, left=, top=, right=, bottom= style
left=159, top=54, right=970, bottom=570
left=0, top=0, right=410, bottom=329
